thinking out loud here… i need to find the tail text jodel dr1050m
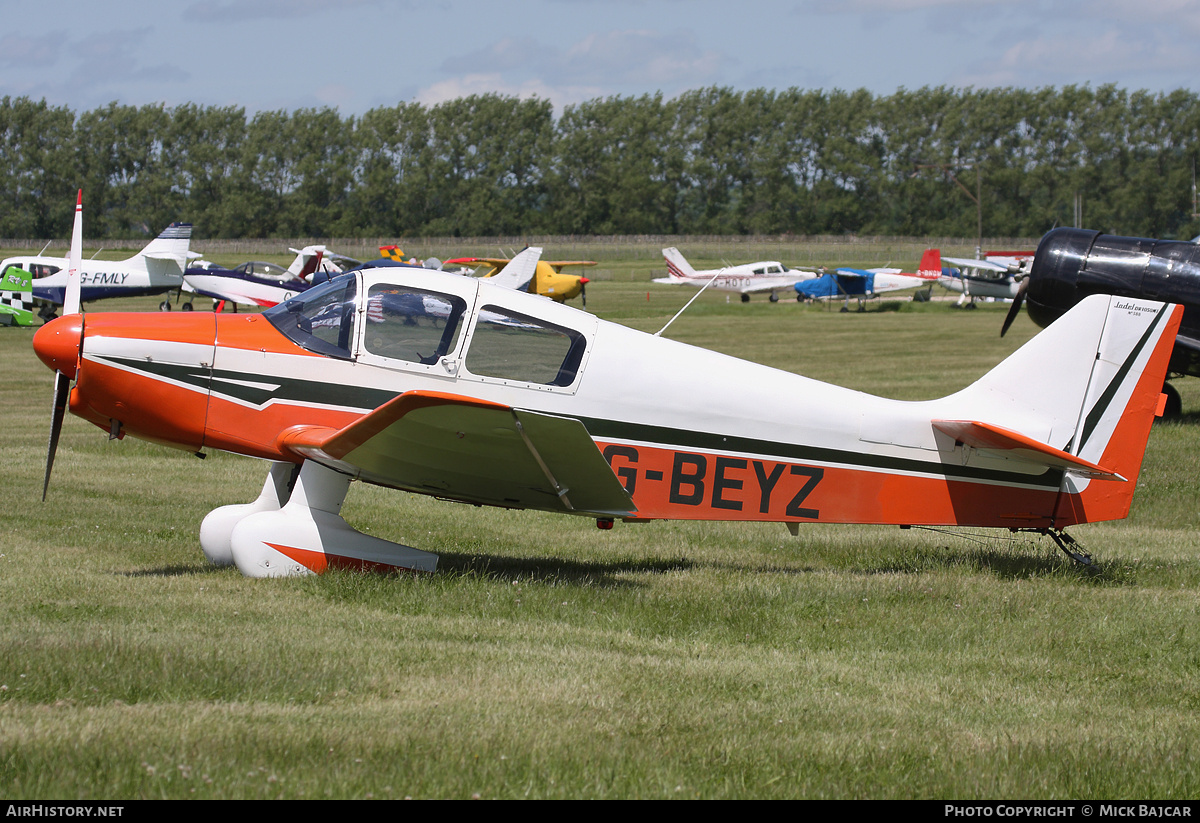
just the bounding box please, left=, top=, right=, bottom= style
left=34, top=195, right=1184, bottom=575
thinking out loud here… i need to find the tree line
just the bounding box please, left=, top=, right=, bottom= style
left=2, top=85, right=1197, bottom=242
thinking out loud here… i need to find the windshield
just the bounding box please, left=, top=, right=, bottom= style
left=264, top=275, right=358, bottom=359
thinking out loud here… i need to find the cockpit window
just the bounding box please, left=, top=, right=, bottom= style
left=361, top=284, right=467, bottom=365
left=264, top=275, right=358, bottom=359
left=465, top=305, right=586, bottom=386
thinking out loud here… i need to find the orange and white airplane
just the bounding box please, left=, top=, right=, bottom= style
left=34, top=196, right=1183, bottom=576
left=444, top=250, right=595, bottom=305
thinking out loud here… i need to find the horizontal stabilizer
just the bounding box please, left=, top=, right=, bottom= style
left=932, top=419, right=1123, bottom=481
left=278, top=390, right=636, bottom=517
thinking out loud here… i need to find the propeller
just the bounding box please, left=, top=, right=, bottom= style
left=41, top=189, right=84, bottom=500
left=1000, top=275, right=1029, bottom=338
left=580, top=277, right=588, bottom=309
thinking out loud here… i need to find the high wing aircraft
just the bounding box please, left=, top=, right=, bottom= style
left=171, top=245, right=365, bottom=312
left=654, top=247, right=817, bottom=302
left=444, top=250, right=595, bottom=306
left=0, top=265, right=34, bottom=326
left=35, top=197, right=1183, bottom=577
left=939, top=250, right=1034, bottom=307
left=795, top=249, right=943, bottom=310
left=0, top=215, right=194, bottom=320
left=1001, top=228, right=1200, bottom=415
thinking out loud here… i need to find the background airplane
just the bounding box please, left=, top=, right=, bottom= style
left=654, top=247, right=816, bottom=302
left=0, top=265, right=34, bottom=326
left=939, top=257, right=1020, bottom=306
left=444, top=250, right=595, bottom=306
left=0, top=218, right=195, bottom=320
left=172, top=245, right=364, bottom=311
left=1001, top=227, right=1200, bottom=415
left=795, top=249, right=943, bottom=310
left=939, top=250, right=1034, bottom=307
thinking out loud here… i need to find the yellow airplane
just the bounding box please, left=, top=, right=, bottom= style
left=445, top=251, right=595, bottom=305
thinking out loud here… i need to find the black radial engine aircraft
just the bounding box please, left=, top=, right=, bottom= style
left=1004, top=227, right=1200, bottom=416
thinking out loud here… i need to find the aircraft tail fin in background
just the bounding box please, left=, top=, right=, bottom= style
left=135, top=222, right=194, bottom=283
left=134, top=222, right=193, bottom=262
left=938, top=294, right=1182, bottom=526
left=917, top=248, right=942, bottom=279
left=0, top=264, right=34, bottom=326
left=662, top=247, right=697, bottom=280
left=488, top=246, right=541, bottom=292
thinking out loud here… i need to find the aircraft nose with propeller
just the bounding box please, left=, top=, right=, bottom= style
left=35, top=194, right=1185, bottom=576
left=1002, top=227, right=1200, bottom=415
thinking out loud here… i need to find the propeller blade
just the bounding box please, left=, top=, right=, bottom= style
left=581, top=280, right=587, bottom=308
left=63, top=189, right=83, bottom=316
left=1000, top=277, right=1028, bottom=338
left=42, top=370, right=71, bottom=501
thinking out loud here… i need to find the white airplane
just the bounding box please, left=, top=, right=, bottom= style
left=939, top=251, right=1034, bottom=307
left=654, top=247, right=817, bottom=302
left=35, top=199, right=1184, bottom=576
left=174, top=245, right=363, bottom=311
left=1, top=217, right=195, bottom=320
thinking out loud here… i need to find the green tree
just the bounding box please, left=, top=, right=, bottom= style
left=0, top=96, right=76, bottom=237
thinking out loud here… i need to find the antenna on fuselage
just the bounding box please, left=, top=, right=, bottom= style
left=654, top=269, right=722, bottom=337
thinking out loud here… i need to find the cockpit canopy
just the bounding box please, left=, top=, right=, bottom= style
left=263, top=270, right=592, bottom=390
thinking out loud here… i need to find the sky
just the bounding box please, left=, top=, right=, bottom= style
left=2, top=0, right=1199, bottom=116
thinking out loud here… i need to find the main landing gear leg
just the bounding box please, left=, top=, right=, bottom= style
left=200, top=461, right=298, bottom=566
left=222, top=460, right=439, bottom=578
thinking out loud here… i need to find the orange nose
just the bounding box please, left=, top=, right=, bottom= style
left=33, top=315, right=83, bottom=378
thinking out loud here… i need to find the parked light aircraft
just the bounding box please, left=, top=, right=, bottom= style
left=795, top=249, right=944, bottom=310
left=0, top=265, right=34, bottom=326
left=445, top=250, right=595, bottom=305
left=171, top=245, right=363, bottom=312
left=939, top=250, right=1034, bottom=307
left=33, top=198, right=1183, bottom=576
left=1002, top=228, right=1200, bottom=415
left=0, top=218, right=194, bottom=320
left=654, top=247, right=817, bottom=302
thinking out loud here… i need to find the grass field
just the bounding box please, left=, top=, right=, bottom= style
left=2, top=247, right=1199, bottom=799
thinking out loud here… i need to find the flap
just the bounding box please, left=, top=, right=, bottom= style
left=278, top=390, right=636, bottom=516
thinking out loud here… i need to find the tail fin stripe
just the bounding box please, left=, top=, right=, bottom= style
left=1077, top=304, right=1169, bottom=453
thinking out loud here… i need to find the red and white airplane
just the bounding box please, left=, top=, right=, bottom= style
left=34, top=197, right=1183, bottom=576
left=655, top=248, right=818, bottom=302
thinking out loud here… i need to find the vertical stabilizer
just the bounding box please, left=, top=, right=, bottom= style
left=662, top=247, right=697, bottom=279
left=489, top=246, right=542, bottom=292
left=1054, top=297, right=1182, bottom=524
left=917, top=248, right=942, bottom=279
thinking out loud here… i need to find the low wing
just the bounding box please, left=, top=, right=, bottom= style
left=733, top=274, right=817, bottom=294
left=656, top=273, right=814, bottom=292
left=932, top=419, right=1122, bottom=481
left=278, top=390, right=636, bottom=517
